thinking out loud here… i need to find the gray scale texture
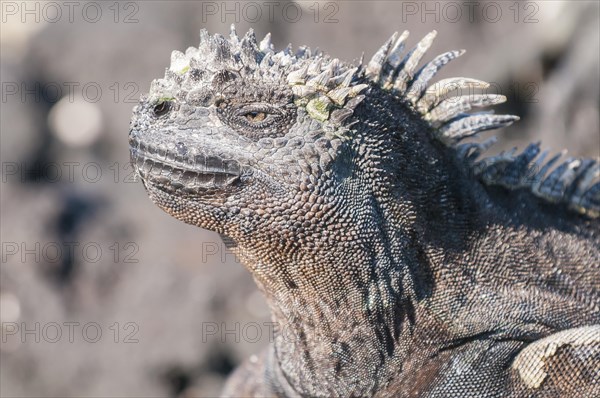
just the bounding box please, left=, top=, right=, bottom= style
left=129, top=27, right=600, bottom=397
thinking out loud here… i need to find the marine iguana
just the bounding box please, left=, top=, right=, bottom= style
left=129, top=26, right=600, bottom=397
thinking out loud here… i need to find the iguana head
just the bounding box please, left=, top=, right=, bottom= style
left=130, top=26, right=598, bottom=247
left=129, top=27, right=379, bottom=242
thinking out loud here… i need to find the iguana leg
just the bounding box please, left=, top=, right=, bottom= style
left=509, top=325, right=600, bottom=397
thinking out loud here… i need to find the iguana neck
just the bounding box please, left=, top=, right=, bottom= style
left=230, top=209, right=423, bottom=396
left=225, top=168, right=468, bottom=396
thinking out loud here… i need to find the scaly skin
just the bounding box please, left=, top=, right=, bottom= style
left=129, top=27, right=600, bottom=397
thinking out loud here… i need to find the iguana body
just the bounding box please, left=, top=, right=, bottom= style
left=129, top=27, right=599, bottom=397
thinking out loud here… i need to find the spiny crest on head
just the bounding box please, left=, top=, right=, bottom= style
left=285, top=61, right=368, bottom=124
left=157, top=25, right=367, bottom=127
left=365, top=30, right=599, bottom=217
left=363, top=30, right=519, bottom=144
left=153, top=26, right=290, bottom=100
left=167, top=27, right=263, bottom=75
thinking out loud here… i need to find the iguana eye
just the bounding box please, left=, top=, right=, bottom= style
left=244, top=111, right=266, bottom=123
left=216, top=100, right=296, bottom=139
left=153, top=101, right=171, bottom=117
left=234, top=104, right=280, bottom=128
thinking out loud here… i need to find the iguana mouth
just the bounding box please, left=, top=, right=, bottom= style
left=129, top=138, right=242, bottom=193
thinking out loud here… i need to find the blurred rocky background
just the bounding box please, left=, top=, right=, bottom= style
left=1, top=1, right=598, bottom=397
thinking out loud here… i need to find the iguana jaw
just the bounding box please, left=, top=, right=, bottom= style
left=130, top=136, right=244, bottom=196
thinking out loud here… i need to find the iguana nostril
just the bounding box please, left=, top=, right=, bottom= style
left=175, top=142, right=188, bottom=156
